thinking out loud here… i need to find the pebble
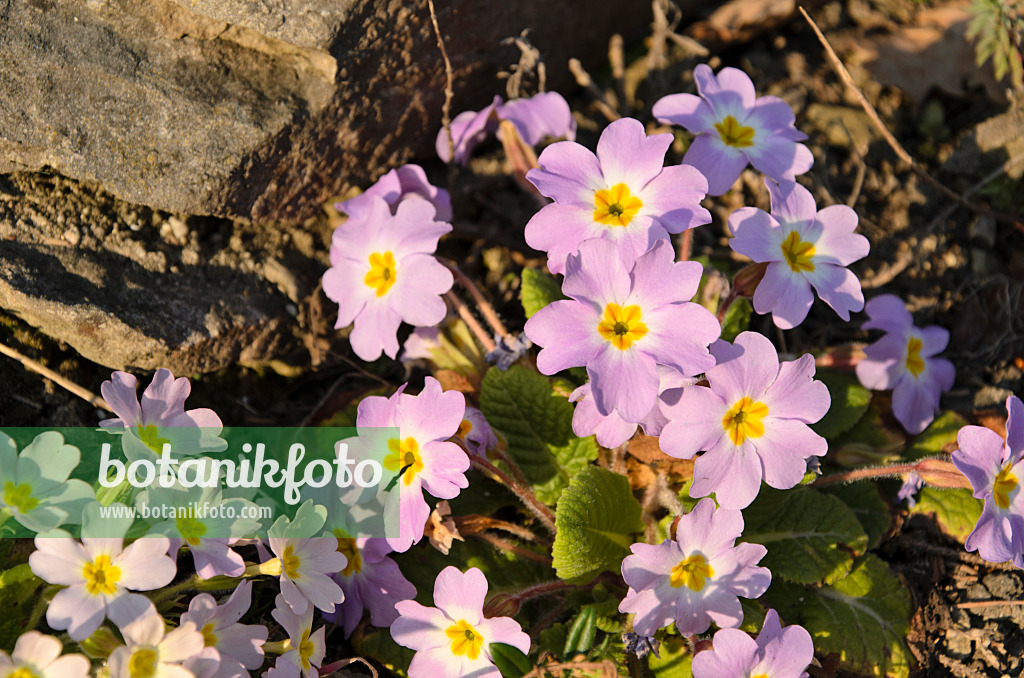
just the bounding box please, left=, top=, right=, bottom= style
left=63, top=227, right=81, bottom=246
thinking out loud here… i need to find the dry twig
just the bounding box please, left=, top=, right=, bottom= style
left=427, top=0, right=455, bottom=177
left=0, top=341, right=111, bottom=412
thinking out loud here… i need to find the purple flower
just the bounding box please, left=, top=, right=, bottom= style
left=391, top=567, right=530, bottom=678
left=524, top=117, right=710, bottom=274
left=620, top=498, right=771, bottom=637
left=652, top=64, right=813, bottom=196
left=897, top=472, right=924, bottom=508
left=952, top=396, right=1024, bottom=566
left=336, top=164, right=452, bottom=223
left=271, top=593, right=326, bottom=678
left=324, top=536, right=417, bottom=638
left=356, top=377, right=469, bottom=552
left=525, top=238, right=719, bottom=423
left=728, top=179, right=869, bottom=329
left=258, top=537, right=347, bottom=616
left=458, top=407, right=499, bottom=456
left=855, top=294, right=956, bottom=434
left=181, top=581, right=268, bottom=678
left=660, top=332, right=830, bottom=509
left=437, top=92, right=576, bottom=165
left=691, top=609, right=814, bottom=678
left=108, top=614, right=205, bottom=678
left=323, top=197, right=453, bottom=361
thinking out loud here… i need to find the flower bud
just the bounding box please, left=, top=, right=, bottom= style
left=915, top=458, right=973, bottom=490
left=483, top=592, right=520, bottom=618
left=731, top=262, right=768, bottom=298
left=79, top=626, right=120, bottom=659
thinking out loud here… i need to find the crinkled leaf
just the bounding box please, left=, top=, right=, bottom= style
left=823, top=482, right=892, bottom=549
left=905, top=410, right=967, bottom=461
left=811, top=369, right=872, bottom=440
left=552, top=467, right=643, bottom=582
left=909, top=487, right=983, bottom=541
left=480, top=366, right=598, bottom=505
left=769, top=555, right=912, bottom=678
left=521, top=268, right=565, bottom=319
left=741, top=487, right=868, bottom=585
left=720, top=297, right=751, bottom=343
left=0, top=564, right=44, bottom=653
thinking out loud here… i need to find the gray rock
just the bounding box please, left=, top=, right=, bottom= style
left=0, top=0, right=652, bottom=223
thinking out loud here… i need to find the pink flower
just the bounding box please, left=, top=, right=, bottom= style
left=323, top=197, right=453, bottom=361
left=271, top=594, right=326, bottom=678
left=458, top=407, right=499, bottom=456
left=525, top=117, right=710, bottom=274
left=855, top=294, right=956, bottom=434
left=619, top=498, right=771, bottom=637
left=728, top=178, right=869, bottom=329
left=180, top=580, right=268, bottom=678
left=323, top=537, right=417, bottom=638
left=335, top=164, right=451, bottom=223
left=660, top=332, right=830, bottom=509
left=391, top=567, right=530, bottom=678
left=259, top=537, right=347, bottom=616
left=653, top=64, right=813, bottom=196
left=691, top=609, right=814, bottom=678
left=0, top=631, right=90, bottom=678
left=526, top=238, right=719, bottom=423
left=108, top=614, right=205, bottom=678
left=356, top=377, right=469, bottom=552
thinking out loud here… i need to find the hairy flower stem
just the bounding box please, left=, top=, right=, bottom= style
left=470, top=454, right=557, bottom=533
left=445, top=291, right=496, bottom=353
left=813, top=458, right=972, bottom=489
left=444, top=261, right=513, bottom=342
left=715, top=288, right=740, bottom=324
left=148, top=574, right=202, bottom=605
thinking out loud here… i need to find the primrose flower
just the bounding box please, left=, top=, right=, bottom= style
left=180, top=581, right=268, bottom=678
left=526, top=238, right=719, bottom=423
left=108, top=614, right=205, bottom=678
left=356, top=377, right=469, bottom=552
left=525, top=116, right=710, bottom=274
left=855, top=294, right=956, bottom=434
left=437, top=92, right=576, bottom=165
left=323, top=197, right=453, bottom=362
left=0, top=631, right=90, bottom=678
left=458, top=407, right=499, bottom=456
left=0, top=431, right=94, bottom=534
left=652, top=63, right=813, bottom=196
left=271, top=593, right=327, bottom=678
left=391, top=566, right=530, bottom=678
left=952, top=396, right=1024, bottom=566
left=99, top=368, right=226, bottom=462
left=660, top=332, right=830, bottom=509
left=259, top=537, right=346, bottom=616
left=619, top=498, right=771, bottom=637
left=335, top=164, right=452, bottom=223
left=728, top=178, right=869, bottom=329
left=324, top=536, right=417, bottom=637
left=29, top=517, right=176, bottom=640
left=691, top=609, right=814, bottom=678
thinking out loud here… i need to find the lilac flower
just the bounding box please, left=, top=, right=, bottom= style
left=486, top=332, right=533, bottom=370
left=336, top=164, right=452, bottom=223
left=660, top=332, right=830, bottom=509
left=855, top=294, right=956, bottom=434
left=619, top=498, right=771, bottom=637
left=0, top=631, right=90, bottom=678
left=323, top=197, right=453, bottom=361
left=437, top=92, right=576, bottom=165
left=691, top=609, right=814, bottom=678
left=728, top=179, right=869, bottom=329
left=652, top=64, right=813, bottom=196
left=323, top=536, right=417, bottom=637
left=391, top=567, right=530, bottom=678
left=526, top=238, right=719, bottom=423
left=108, top=614, right=205, bottom=678
left=524, top=116, right=710, bottom=274
left=180, top=581, right=268, bottom=678
left=357, top=377, right=469, bottom=552
left=897, top=472, right=924, bottom=508
left=259, top=537, right=346, bottom=616
left=458, top=407, right=499, bottom=456
left=271, top=594, right=326, bottom=678
left=99, top=369, right=226, bottom=462
left=952, top=396, right=1024, bottom=566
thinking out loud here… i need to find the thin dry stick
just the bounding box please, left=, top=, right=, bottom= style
left=957, top=600, right=1024, bottom=609
left=445, top=291, right=496, bottom=353
left=609, top=34, right=627, bottom=115
left=0, top=342, right=111, bottom=412
left=427, top=0, right=455, bottom=176
left=798, top=6, right=1024, bottom=232
left=568, top=58, right=621, bottom=123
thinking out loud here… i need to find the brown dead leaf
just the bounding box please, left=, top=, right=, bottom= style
left=626, top=433, right=695, bottom=486
left=424, top=500, right=464, bottom=555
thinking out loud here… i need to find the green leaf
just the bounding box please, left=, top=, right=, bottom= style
left=480, top=366, right=598, bottom=505
left=520, top=268, right=565, bottom=319
left=563, top=605, right=599, bottom=657
left=719, top=297, right=751, bottom=343
left=741, top=487, right=868, bottom=585
left=552, top=467, right=643, bottom=582
left=822, top=482, right=892, bottom=549
left=0, top=564, right=44, bottom=652
left=490, top=643, right=532, bottom=678
left=648, top=635, right=694, bottom=678
left=350, top=626, right=414, bottom=677
left=905, top=410, right=966, bottom=460
left=909, top=487, right=983, bottom=541
left=810, top=369, right=872, bottom=439
left=769, top=555, right=913, bottom=678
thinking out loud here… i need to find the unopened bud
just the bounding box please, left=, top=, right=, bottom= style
left=483, top=592, right=520, bottom=618
left=915, top=458, right=973, bottom=490
left=731, top=262, right=769, bottom=298
left=79, top=626, right=120, bottom=659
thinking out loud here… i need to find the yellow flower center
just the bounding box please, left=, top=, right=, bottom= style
left=593, top=183, right=643, bottom=227
left=458, top=419, right=473, bottom=437
left=715, top=115, right=755, bottom=148
left=446, top=619, right=485, bottom=660
left=780, top=231, right=816, bottom=273
left=9, top=669, right=41, bottom=678
left=176, top=515, right=207, bottom=546
left=597, top=303, right=648, bottom=350
left=298, top=629, right=316, bottom=670
left=83, top=553, right=121, bottom=596
left=905, top=337, right=925, bottom=378
left=722, top=396, right=770, bottom=446
left=3, top=482, right=38, bottom=513
left=365, top=251, right=398, bottom=297
left=281, top=544, right=302, bottom=579
left=333, top=531, right=363, bottom=576
left=670, top=554, right=715, bottom=591
left=994, top=463, right=1019, bottom=510
left=201, top=622, right=218, bottom=647
left=137, top=424, right=170, bottom=455
left=384, top=437, right=424, bottom=486
left=128, top=647, right=158, bottom=678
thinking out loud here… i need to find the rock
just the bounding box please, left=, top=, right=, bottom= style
left=0, top=0, right=653, bottom=224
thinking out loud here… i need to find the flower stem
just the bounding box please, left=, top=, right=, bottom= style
left=444, top=261, right=513, bottom=342
left=445, top=291, right=496, bottom=353
left=148, top=574, right=202, bottom=605
left=812, top=463, right=922, bottom=487
left=470, top=454, right=557, bottom=533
